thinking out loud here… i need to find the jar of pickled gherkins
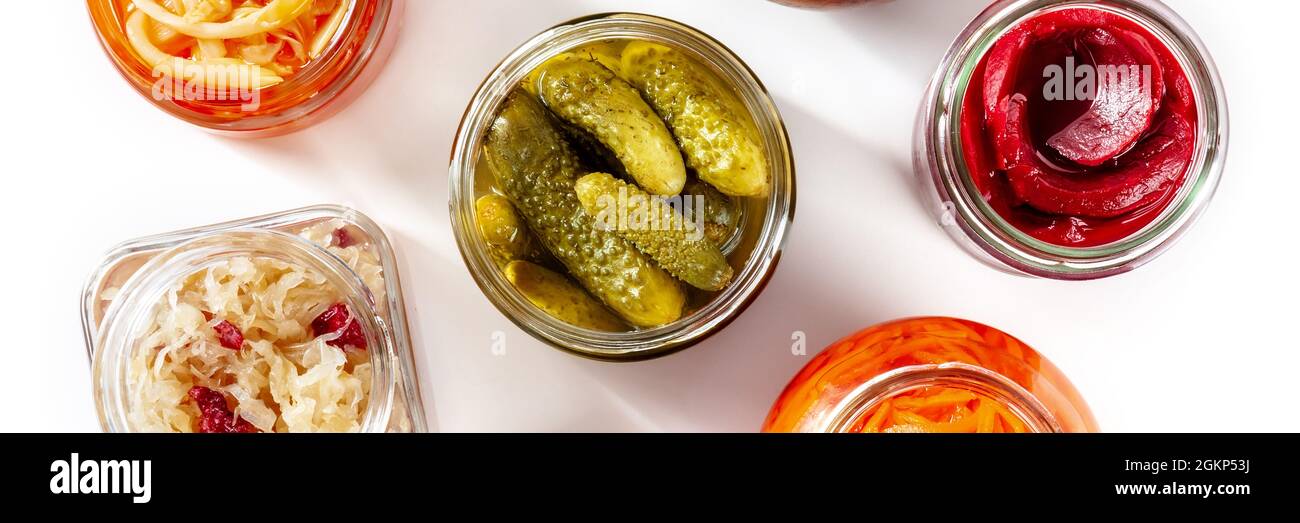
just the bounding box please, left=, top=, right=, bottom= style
left=914, top=0, right=1227, bottom=279
left=449, top=13, right=795, bottom=360
left=82, top=205, right=426, bottom=432
left=763, top=318, right=1097, bottom=433
left=86, top=0, right=402, bottom=136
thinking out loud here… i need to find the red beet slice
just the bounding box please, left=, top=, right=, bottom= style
left=188, top=386, right=259, bottom=434
left=998, top=96, right=1193, bottom=218
left=213, top=320, right=244, bottom=351
left=983, top=25, right=1033, bottom=123
left=1045, top=28, right=1165, bottom=167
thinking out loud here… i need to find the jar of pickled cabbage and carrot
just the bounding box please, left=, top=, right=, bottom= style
left=763, top=317, right=1097, bottom=433
left=86, top=0, right=401, bottom=136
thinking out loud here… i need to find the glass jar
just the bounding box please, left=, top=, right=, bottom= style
left=763, top=317, right=1097, bottom=433
left=82, top=205, right=426, bottom=432
left=449, top=13, right=796, bottom=361
left=913, top=0, right=1228, bottom=279
left=85, top=0, right=403, bottom=137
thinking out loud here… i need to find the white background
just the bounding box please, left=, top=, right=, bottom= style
left=4, top=0, right=1296, bottom=432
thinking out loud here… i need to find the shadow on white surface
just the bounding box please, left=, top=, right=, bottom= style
left=384, top=226, right=455, bottom=433
left=830, top=0, right=989, bottom=82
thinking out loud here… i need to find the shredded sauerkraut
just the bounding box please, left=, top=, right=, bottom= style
left=126, top=220, right=385, bottom=433
left=125, top=0, right=350, bottom=90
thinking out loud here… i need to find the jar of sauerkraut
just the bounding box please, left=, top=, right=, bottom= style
left=86, top=0, right=402, bottom=136
left=82, top=205, right=426, bottom=433
left=763, top=317, right=1097, bottom=433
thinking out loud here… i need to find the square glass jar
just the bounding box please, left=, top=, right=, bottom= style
left=81, top=205, right=426, bottom=432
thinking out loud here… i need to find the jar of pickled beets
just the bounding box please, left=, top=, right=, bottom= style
left=763, top=318, right=1097, bottom=433
left=86, top=0, right=401, bottom=136
left=915, top=0, right=1227, bottom=279
left=82, top=206, right=426, bottom=433
left=449, top=14, right=795, bottom=360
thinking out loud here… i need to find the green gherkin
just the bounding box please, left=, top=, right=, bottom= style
left=484, top=90, right=685, bottom=328
left=475, top=194, right=553, bottom=268
left=621, top=42, right=770, bottom=198
left=504, top=261, right=627, bottom=332
left=538, top=55, right=687, bottom=196
left=574, top=172, right=734, bottom=292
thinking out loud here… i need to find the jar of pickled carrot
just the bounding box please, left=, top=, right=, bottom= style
left=86, top=0, right=402, bottom=136
left=763, top=317, right=1097, bottom=433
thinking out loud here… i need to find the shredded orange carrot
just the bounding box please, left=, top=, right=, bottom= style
left=853, top=386, right=1030, bottom=434
left=762, top=318, right=1097, bottom=433
left=860, top=399, right=892, bottom=432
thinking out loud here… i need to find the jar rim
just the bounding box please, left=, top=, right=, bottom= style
left=821, top=363, right=1063, bottom=434
left=84, top=0, right=397, bottom=135
left=918, top=0, right=1229, bottom=279
left=87, top=223, right=398, bottom=432
left=448, top=13, right=796, bottom=360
